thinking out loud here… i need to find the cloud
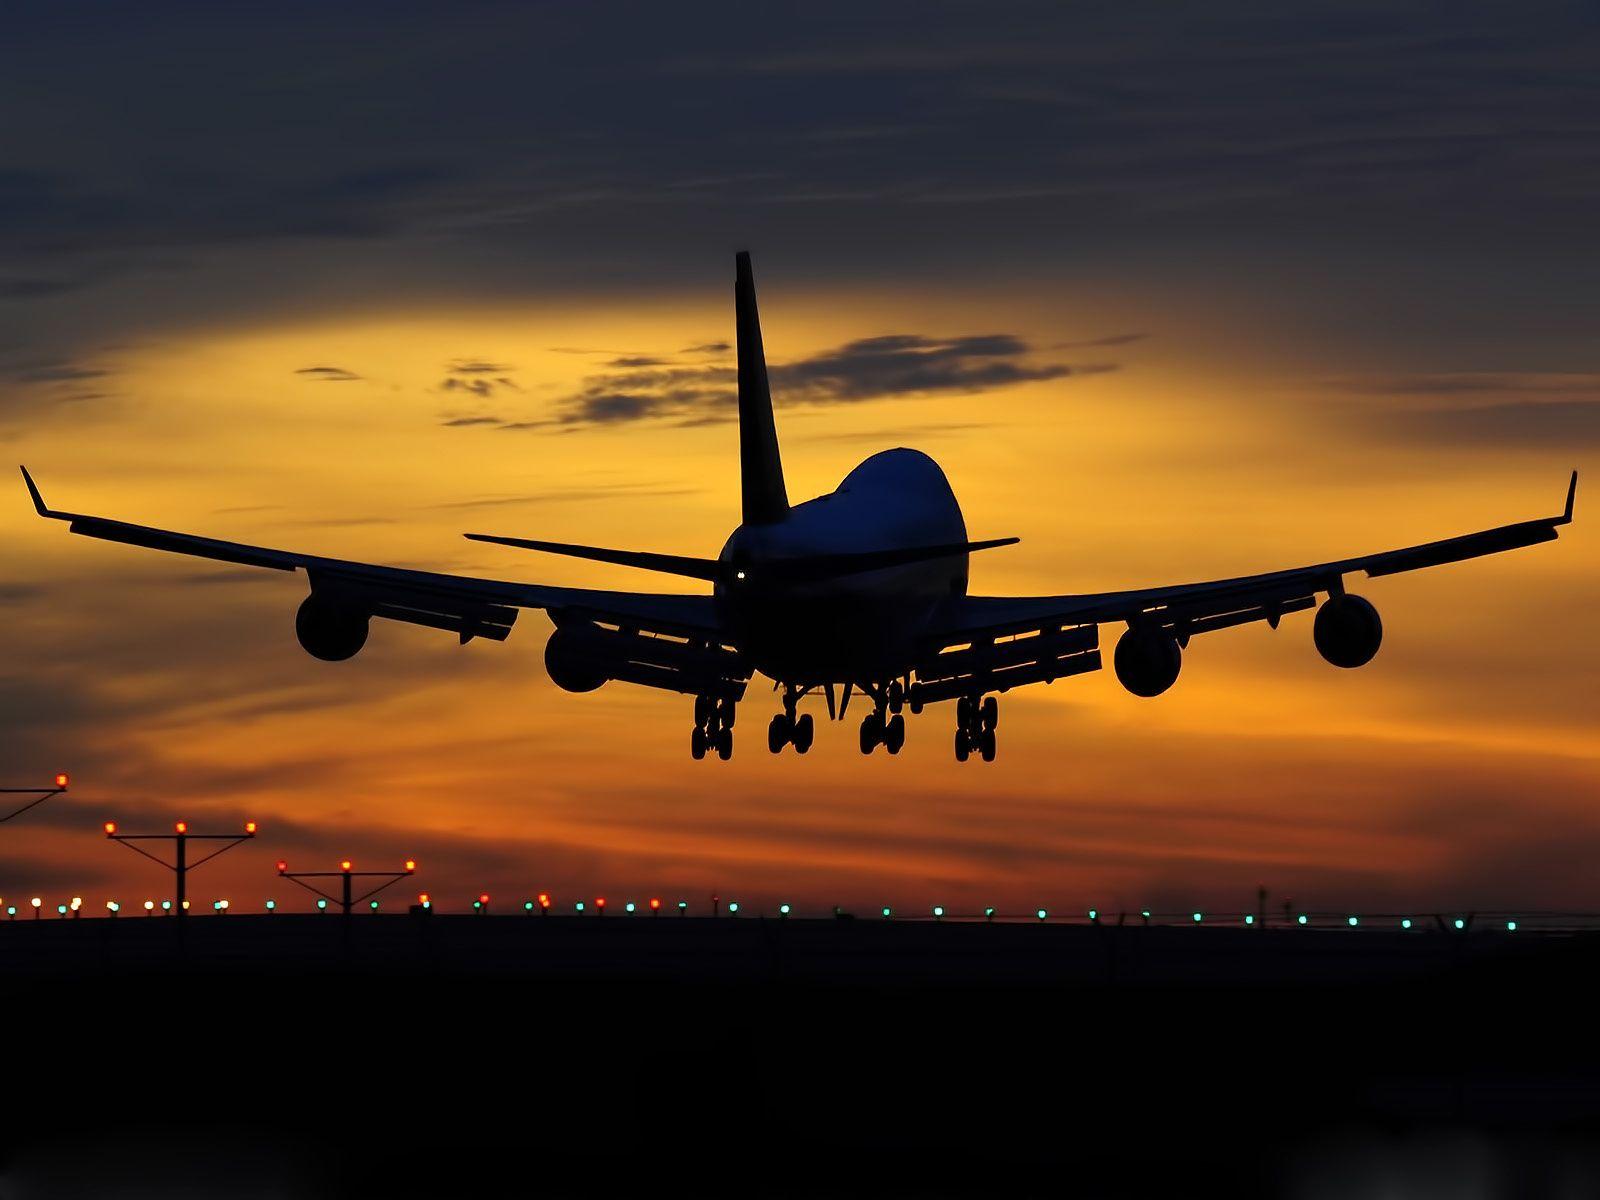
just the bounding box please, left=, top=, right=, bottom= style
left=477, top=331, right=1098, bottom=429
left=11, top=361, right=109, bottom=385
left=295, top=366, right=362, bottom=382
left=1325, top=372, right=1600, bottom=447
left=1054, top=333, right=1148, bottom=349
left=682, top=342, right=731, bottom=356
left=435, top=359, right=523, bottom=403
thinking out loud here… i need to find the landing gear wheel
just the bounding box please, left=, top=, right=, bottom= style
left=694, top=696, right=713, bottom=727
left=716, top=726, right=733, bottom=761
left=981, top=696, right=998, bottom=731
left=979, top=728, right=996, bottom=762
left=691, top=727, right=708, bottom=760
left=957, top=696, right=975, bottom=728
left=885, top=713, right=906, bottom=754
left=768, top=714, right=790, bottom=755
left=718, top=698, right=736, bottom=729
left=888, top=681, right=905, bottom=714
left=793, top=713, right=814, bottom=754
left=860, top=712, right=883, bottom=755
left=955, top=729, right=970, bottom=762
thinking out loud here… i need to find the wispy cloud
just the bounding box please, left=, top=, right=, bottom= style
left=450, top=331, right=1107, bottom=431
left=295, top=365, right=362, bottom=382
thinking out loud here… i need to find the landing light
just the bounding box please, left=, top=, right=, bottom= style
left=735, top=570, right=746, bottom=580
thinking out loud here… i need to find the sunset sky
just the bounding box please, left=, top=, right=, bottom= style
left=1, top=2, right=1595, bottom=917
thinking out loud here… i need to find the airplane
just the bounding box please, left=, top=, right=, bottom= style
left=21, top=252, right=1577, bottom=763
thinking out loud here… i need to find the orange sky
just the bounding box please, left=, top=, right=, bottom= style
left=3, top=276, right=1593, bottom=918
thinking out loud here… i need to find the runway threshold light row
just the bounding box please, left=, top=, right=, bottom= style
left=0, top=895, right=1543, bottom=932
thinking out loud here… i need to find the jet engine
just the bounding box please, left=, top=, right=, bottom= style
left=544, top=621, right=748, bottom=699
left=1113, top=627, right=1182, bottom=697
left=544, top=624, right=610, bottom=693
left=295, top=593, right=369, bottom=662
left=1313, top=593, right=1382, bottom=668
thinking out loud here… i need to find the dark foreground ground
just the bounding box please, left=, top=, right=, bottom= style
left=3, top=913, right=1599, bottom=1198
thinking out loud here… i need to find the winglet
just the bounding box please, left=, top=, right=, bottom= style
left=1561, top=469, right=1577, bottom=525
left=19, top=465, right=56, bottom=518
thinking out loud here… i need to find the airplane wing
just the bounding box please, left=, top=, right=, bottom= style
left=20, top=467, right=723, bottom=642
left=916, top=473, right=1576, bottom=698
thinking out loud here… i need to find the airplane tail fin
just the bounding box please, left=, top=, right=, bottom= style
left=735, top=251, right=789, bottom=525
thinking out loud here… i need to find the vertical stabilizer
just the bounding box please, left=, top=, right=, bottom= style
left=735, top=251, right=789, bottom=525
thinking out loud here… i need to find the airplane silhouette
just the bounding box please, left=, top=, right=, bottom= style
left=21, top=253, right=1578, bottom=762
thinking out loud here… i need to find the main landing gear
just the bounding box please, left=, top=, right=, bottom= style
left=768, top=686, right=815, bottom=755
left=859, top=680, right=907, bottom=756
left=954, top=694, right=998, bottom=763
left=691, top=694, right=735, bottom=761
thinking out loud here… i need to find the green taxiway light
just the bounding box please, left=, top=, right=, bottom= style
left=1088, top=909, right=1098, bottom=921
left=1454, top=918, right=1466, bottom=930
left=265, top=899, right=276, bottom=911
left=984, top=907, right=996, bottom=920
left=625, top=902, right=636, bottom=914
left=677, top=901, right=688, bottom=913
left=1296, top=914, right=1307, bottom=925
left=1244, top=914, right=1255, bottom=925
left=882, top=906, right=893, bottom=919
left=1191, top=912, right=1203, bottom=923
left=1347, top=916, right=1359, bottom=927
left=524, top=901, right=534, bottom=912
left=780, top=904, right=791, bottom=916
left=575, top=901, right=586, bottom=913
left=1036, top=908, right=1048, bottom=921
left=316, top=899, right=327, bottom=910
left=1401, top=918, right=1412, bottom=929
left=728, top=902, right=740, bottom=915
left=932, top=905, right=944, bottom=919
left=1507, top=920, right=1518, bottom=931
left=370, top=900, right=379, bottom=911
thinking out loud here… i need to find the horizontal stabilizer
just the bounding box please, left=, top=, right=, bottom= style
left=466, top=531, right=1018, bottom=585
left=464, top=534, right=722, bottom=581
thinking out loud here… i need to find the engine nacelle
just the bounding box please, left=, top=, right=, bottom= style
left=544, top=624, right=609, bottom=693
left=1314, top=593, right=1382, bottom=668
left=295, top=593, right=369, bottom=662
left=1113, top=627, right=1182, bottom=697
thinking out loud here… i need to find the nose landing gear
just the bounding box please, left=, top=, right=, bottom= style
left=692, top=694, right=735, bottom=760
left=954, top=694, right=997, bottom=762
left=767, top=686, right=814, bottom=755
left=859, top=683, right=907, bottom=755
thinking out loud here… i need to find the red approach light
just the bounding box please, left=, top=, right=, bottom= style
left=276, top=860, right=288, bottom=874
left=174, top=821, right=187, bottom=834
left=404, top=859, right=416, bottom=873
left=340, top=860, right=352, bottom=872
left=537, top=892, right=551, bottom=908
left=595, top=897, right=606, bottom=910
left=244, top=821, right=257, bottom=835
left=103, top=821, right=117, bottom=836
left=649, top=898, right=661, bottom=911
left=418, top=892, right=431, bottom=906
left=54, top=773, right=69, bottom=790
left=478, top=893, right=490, bottom=905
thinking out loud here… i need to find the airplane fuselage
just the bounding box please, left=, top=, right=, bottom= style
left=716, top=448, right=968, bottom=683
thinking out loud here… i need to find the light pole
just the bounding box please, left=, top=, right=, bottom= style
left=104, top=819, right=258, bottom=917
left=276, top=858, right=416, bottom=914
left=0, top=773, right=69, bottom=824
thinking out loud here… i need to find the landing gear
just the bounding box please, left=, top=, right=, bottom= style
left=692, top=694, right=735, bottom=761
left=859, top=684, right=908, bottom=755
left=767, top=687, right=815, bottom=755
left=954, top=693, right=998, bottom=762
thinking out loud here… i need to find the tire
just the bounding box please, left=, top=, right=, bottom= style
left=955, top=730, right=969, bottom=762
left=691, top=727, right=707, bottom=760
left=793, top=713, right=814, bottom=754
left=981, top=696, right=998, bottom=731
left=694, top=696, right=712, bottom=727
left=859, top=719, right=877, bottom=755
left=885, top=714, right=905, bottom=754
left=768, top=714, right=788, bottom=755
left=957, top=696, right=974, bottom=728
left=979, top=728, right=996, bottom=763
left=718, top=699, right=736, bottom=729
left=716, top=727, right=733, bottom=761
